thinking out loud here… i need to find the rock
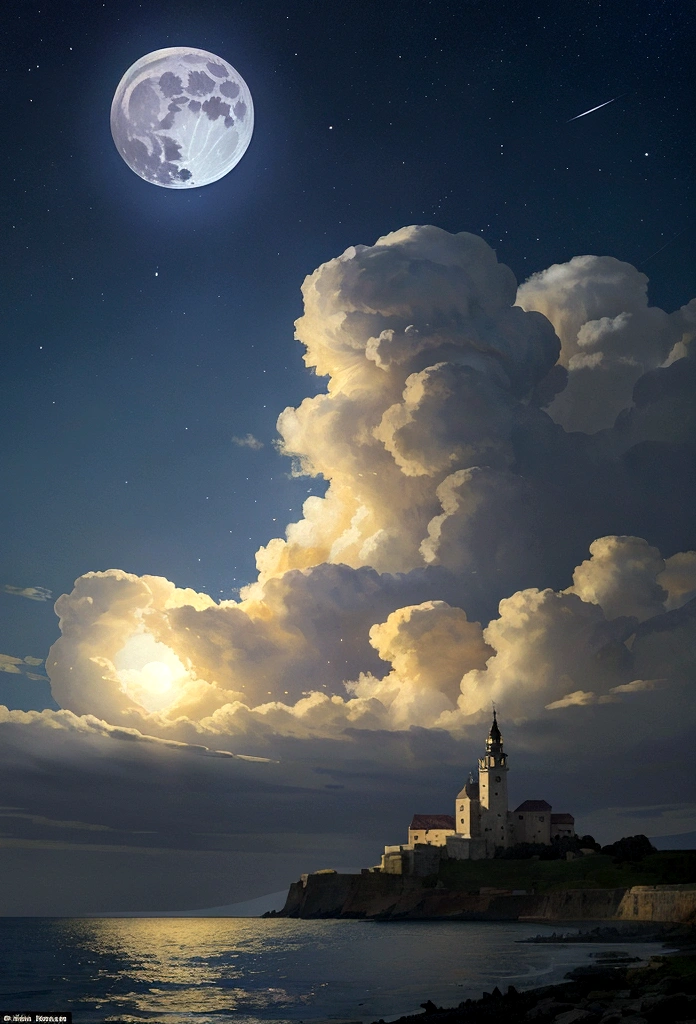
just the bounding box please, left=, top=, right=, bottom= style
left=643, top=994, right=696, bottom=1022
left=552, top=1010, right=595, bottom=1023
left=525, top=997, right=575, bottom=1019
left=420, top=999, right=440, bottom=1014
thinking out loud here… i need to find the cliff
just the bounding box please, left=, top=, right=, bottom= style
left=271, top=872, right=696, bottom=923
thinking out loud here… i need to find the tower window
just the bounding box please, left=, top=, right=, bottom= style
left=539, top=816, right=545, bottom=822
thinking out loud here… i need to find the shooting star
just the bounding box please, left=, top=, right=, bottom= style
left=567, top=97, right=618, bottom=122
left=638, top=227, right=689, bottom=267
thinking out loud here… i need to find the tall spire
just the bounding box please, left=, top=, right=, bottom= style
left=477, top=707, right=510, bottom=851
left=485, top=707, right=504, bottom=757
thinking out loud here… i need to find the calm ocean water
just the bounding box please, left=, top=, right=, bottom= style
left=0, top=918, right=666, bottom=1024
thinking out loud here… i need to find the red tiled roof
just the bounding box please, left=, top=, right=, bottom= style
left=551, top=813, right=574, bottom=824
left=514, top=800, right=552, bottom=812
left=410, top=814, right=455, bottom=831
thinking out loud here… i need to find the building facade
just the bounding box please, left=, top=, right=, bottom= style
left=380, top=712, right=575, bottom=874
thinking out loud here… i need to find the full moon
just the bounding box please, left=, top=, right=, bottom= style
left=111, top=47, right=254, bottom=188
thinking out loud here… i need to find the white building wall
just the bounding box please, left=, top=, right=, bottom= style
left=408, top=828, right=454, bottom=847
left=454, top=796, right=479, bottom=838
left=479, top=765, right=509, bottom=850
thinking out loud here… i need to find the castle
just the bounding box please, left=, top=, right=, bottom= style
left=380, top=712, right=575, bottom=875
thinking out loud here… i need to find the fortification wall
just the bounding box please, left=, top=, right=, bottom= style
left=272, top=873, right=696, bottom=923
left=615, top=884, right=696, bottom=923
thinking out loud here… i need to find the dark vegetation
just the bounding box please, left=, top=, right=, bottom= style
left=601, top=834, right=657, bottom=862
left=437, top=844, right=696, bottom=894
left=494, top=833, right=657, bottom=862
left=494, top=834, right=602, bottom=860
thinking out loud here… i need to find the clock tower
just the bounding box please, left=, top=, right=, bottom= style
left=478, top=710, right=510, bottom=851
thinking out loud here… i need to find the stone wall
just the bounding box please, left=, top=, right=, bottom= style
left=616, top=884, right=696, bottom=923
left=271, top=873, right=696, bottom=923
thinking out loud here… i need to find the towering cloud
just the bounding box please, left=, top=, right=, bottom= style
left=2, top=227, right=695, bottom=909
left=255, top=226, right=561, bottom=584
left=43, top=226, right=695, bottom=744
left=516, top=255, right=690, bottom=433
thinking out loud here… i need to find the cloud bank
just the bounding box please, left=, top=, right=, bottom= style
left=2, top=226, right=694, bottom=909
left=42, top=225, right=694, bottom=735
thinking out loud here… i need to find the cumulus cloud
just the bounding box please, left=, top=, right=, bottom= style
left=3, top=225, right=695, bottom=909
left=47, top=565, right=453, bottom=726
left=517, top=255, right=682, bottom=433
left=254, top=225, right=560, bottom=583
left=246, top=227, right=694, bottom=611
left=658, top=551, right=696, bottom=610
left=39, top=226, right=695, bottom=750
left=40, top=533, right=694, bottom=752
left=232, top=433, right=264, bottom=450
left=2, top=584, right=52, bottom=601
left=347, top=601, right=492, bottom=727
left=567, top=535, right=667, bottom=622
left=453, top=585, right=634, bottom=722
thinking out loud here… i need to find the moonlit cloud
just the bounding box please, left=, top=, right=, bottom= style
left=516, top=256, right=685, bottom=433
left=545, top=690, right=598, bottom=710
left=2, top=225, right=695, bottom=909
left=2, top=584, right=52, bottom=601
left=232, top=432, right=264, bottom=449
left=567, top=535, right=668, bottom=622
left=0, top=654, right=23, bottom=675
left=659, top=551, right=696, bottom=610
left=0, top=653, right=47, bottom=680
left=38, top=226, right=696, bottom=753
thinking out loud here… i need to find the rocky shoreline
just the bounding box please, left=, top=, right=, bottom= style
left=368, top=934, right=696, bottom=1024
left=518, top=922, right=695, bottom=944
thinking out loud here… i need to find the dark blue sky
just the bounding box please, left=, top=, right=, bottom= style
left=3, top=0, right=694, bottom=708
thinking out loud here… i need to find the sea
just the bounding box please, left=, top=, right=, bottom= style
left=0, top=917, right=667, bottom=1024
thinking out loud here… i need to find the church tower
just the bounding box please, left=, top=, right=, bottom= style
left=478, top=710, right=510, bottom=850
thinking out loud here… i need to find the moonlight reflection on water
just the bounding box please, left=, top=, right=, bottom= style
left=0, top=917, right=667, bottom=1023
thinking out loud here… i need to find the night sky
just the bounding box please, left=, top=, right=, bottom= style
left=1, top=0, right=694, bottom=914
